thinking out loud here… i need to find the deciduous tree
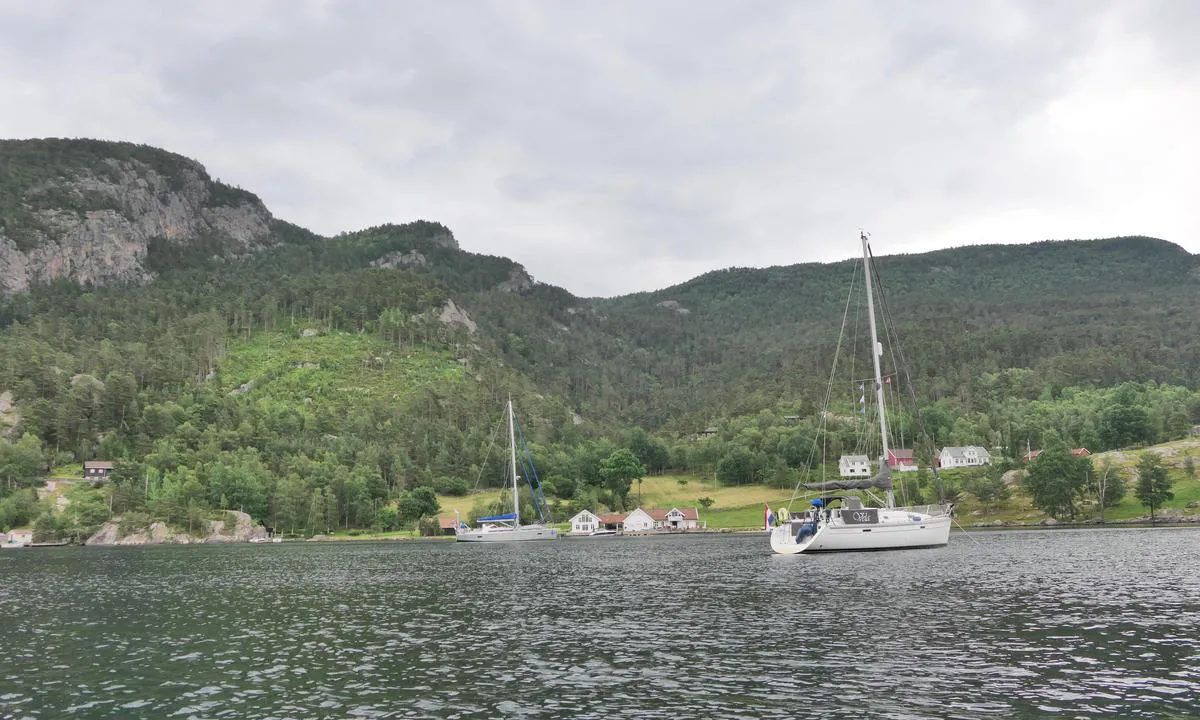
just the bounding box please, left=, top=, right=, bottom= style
left=1134, top=453, right=1173, bottom=520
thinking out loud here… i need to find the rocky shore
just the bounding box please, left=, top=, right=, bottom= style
left=85, top=510, right=269, bottom=545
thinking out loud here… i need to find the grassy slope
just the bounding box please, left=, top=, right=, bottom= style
left=217, top=327, right=466, bottom=406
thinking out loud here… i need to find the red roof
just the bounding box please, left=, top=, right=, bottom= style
left=438, top=517, right=458, bottom=529
left=597, top=513, right=626, bottom=524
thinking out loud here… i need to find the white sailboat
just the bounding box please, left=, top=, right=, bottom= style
left=770, top=232, right=953, bottom=554
left=456, top=399, right=558, bottom=543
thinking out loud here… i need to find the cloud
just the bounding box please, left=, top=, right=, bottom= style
left=1, top=0, right=1197, bottom=296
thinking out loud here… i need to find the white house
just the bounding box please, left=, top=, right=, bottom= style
left=623, top=508, right=657, bottom=533
left=651, top=507, right=702, bottom=530
left=938, top=446, right=992, bottom=468
left=568, top=510, right=602, bottom=536
left=839, top=455, right=871, bottom=477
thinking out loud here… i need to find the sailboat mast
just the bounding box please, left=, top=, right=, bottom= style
left=861, top=231, right=896, bottom=508
left=508, top=398, right=520, bottom=526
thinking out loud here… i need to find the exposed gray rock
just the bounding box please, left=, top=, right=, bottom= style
left=371, top=249, right=428, bottom=269
left=0, top=390, right=17, bottom=438
left=438, top=299, right=477, bottom=333
left=70, top=373, right=105, bottom=389
left=86, top=510, right=268, bottom=545
left=497, top=266, right=534, bottom=293
left=0, top=158, right=274, bottom=295
left=656, top=300, right=691, bottom=315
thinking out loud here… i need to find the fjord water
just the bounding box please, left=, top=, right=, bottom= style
left=1, top=529, right=1198, bottom=718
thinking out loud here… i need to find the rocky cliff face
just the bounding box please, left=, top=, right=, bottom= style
left=0, top=140, right=275, bottom=295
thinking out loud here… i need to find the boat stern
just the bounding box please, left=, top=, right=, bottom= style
left=769, top=522, right=821, bottom=555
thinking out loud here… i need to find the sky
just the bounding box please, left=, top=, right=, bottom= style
left=1, top=1, right=1197, bottom=297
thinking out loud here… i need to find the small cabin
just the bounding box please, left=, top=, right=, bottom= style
left=697, top=427, right=719, bottom=439
left=839, top=455, right=871, bottom=478
left=83, top=460, right=114, bottom=483
left=437, top=517, right=460, bottom=536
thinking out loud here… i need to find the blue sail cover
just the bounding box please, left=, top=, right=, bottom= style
left=479, top=513, right=517, bottom=522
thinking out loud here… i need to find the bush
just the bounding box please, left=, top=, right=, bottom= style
left=417, top=517, right=440, bottom=536
left=118, top=511, right=152, bottom=537
left=538, top=474, right=576, bottom=499
left=32, top=512, right=61, bottom=543
left=375, top=504, right=399, bottom=531
left=433, top=476, right=470, bottom=496
left=0, top=489, right=38, bottom=532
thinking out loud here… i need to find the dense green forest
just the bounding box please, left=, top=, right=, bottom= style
left=1, top=139, right=1199, bottom=539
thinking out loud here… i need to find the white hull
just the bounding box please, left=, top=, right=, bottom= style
left=456, top=525, right=558, bottom=543
left=770, top=510, right=951, bottom=554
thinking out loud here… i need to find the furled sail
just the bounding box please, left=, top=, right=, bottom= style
left=804, top=462, right=892, bottom=491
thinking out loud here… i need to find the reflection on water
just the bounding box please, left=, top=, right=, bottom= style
left=1, top=528, right=1198, bottom=718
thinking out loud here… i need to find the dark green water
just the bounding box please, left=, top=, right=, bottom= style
left=1, top=528, right=1198, bottom=718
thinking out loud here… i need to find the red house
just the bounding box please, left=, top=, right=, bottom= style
left=887, top=449, right=919, bottom=472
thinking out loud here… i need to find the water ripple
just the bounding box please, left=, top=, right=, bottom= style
left=0, top=528, right=1198, bottom=717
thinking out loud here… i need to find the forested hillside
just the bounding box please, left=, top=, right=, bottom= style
left=590, top=236, right=1200, bottom=432
left=1, top=139, right=1198, bottom=539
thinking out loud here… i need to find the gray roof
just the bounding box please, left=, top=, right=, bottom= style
left=940, top=446, right=990, bottom=458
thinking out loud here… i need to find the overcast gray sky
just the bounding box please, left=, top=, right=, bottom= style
left=1, top=1, right=1197, bottom=296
